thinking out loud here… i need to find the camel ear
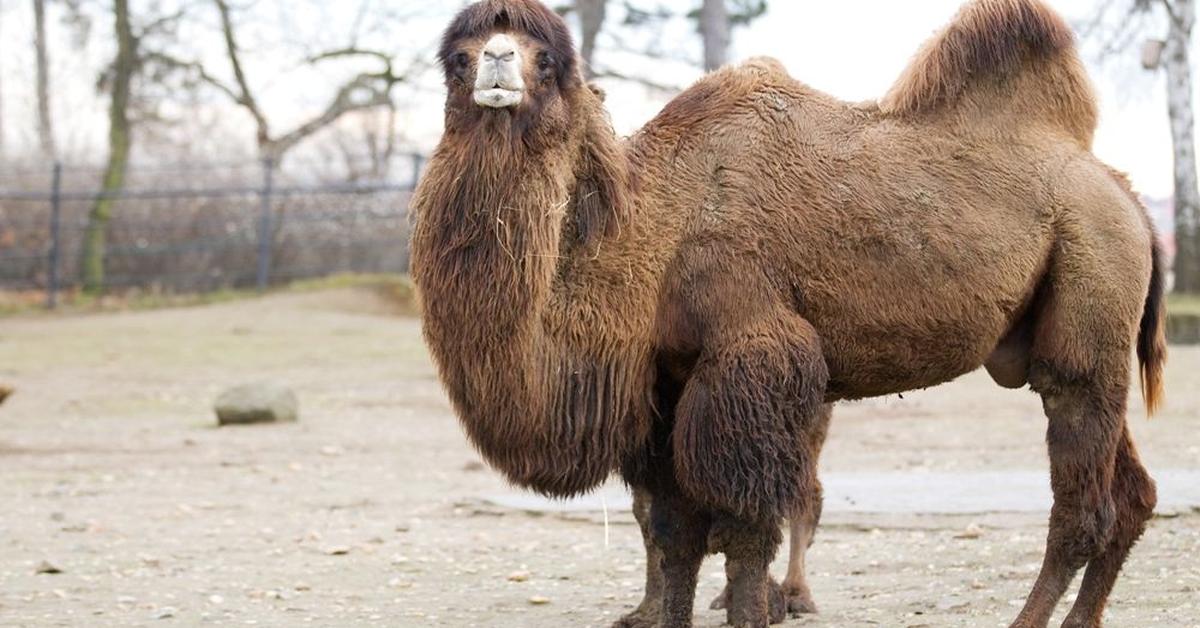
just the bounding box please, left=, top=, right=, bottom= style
left=587, top=82, right=607, bottom=102
left=573, top=112, right=632, bottom=249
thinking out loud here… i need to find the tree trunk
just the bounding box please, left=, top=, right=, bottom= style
left=81, top=0, right=135, bottom=294
left=700, top=0, right=730, bottom=72
left=34, top=0, right=56, bottom=158
left=0, top=6, right=6, bottom=160
left=576, top=0, right=607, bottom=78
left=1165, top=0, right=1200, bottom=293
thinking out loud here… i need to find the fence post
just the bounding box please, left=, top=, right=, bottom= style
left=411, top=153, right=424, bottom=189
left=46, top=162, right=63, bottom=309
left=256, top=157, right=275, bottom=292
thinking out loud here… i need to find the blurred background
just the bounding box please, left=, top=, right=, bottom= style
left=0, top=1, right=1198, bottom=627
left=0, top=0, right=1196, bottom=306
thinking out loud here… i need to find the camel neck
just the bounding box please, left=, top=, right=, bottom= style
left=410, top=136, right=653, bottom=497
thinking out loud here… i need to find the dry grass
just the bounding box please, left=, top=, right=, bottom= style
left=1169, top=294, right=1200, bottom=316
left=0, top=273, right=416, bottom=318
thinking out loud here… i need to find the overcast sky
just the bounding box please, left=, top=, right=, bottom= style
left=390, top=0, right=1175, bottom=198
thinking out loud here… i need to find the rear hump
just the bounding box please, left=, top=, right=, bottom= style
left=880, top=0, right=1097, bottom=145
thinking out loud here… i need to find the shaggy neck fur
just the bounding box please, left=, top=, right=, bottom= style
left=411, top=102, right=649, bottom=497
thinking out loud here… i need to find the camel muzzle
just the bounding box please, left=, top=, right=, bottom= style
left=474, top=34, right=525, bottom=109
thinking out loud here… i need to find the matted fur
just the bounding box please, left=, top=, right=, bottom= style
left=413, top=0, right=646, bottom=497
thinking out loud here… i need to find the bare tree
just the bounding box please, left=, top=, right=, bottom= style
left=1092, top=0, right=1200, bottom=293
left=1161, top=0, right=1200, bottom=293
left=0, top=2, right=6, bottom=161
left=33, top=0, right=56, bottom=158
left=699, top=0, right=729, bottom=71
left=580, top=0, right=767, bottom=85
left=81, top=0, right=135, bottom=293
left=575, top=0, right=608, bottom=78
left=172, top=0, right=416, bottom=165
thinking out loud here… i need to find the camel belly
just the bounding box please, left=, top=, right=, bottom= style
left=798, top=245, right=1046, bottom=400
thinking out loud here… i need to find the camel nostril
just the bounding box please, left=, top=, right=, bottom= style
left=484, top=51, right=516, bottom=63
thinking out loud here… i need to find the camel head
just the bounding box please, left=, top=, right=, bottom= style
left=439, top=0, right=580, bottom=137
left=436, top=0, right=631, bottom=247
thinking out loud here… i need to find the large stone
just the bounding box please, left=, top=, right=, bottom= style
left=214, top=383, right=298, bottom=426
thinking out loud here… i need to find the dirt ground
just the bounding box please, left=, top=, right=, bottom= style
left=1, top=287, right=1198, bottom=628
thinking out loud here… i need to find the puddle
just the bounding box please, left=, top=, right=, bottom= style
left=482, top=469, right=1200, bottom=516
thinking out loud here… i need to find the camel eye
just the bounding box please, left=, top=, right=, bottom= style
left=537, top=52, right=554, bottom=73
left=453, top=52, right=470, bottom=69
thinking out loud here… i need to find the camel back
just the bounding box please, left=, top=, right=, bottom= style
left=880, top=0, right=1097, bottom=147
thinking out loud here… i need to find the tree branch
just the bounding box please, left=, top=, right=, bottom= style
left=140, top=51, right=241, bottom=104
left=212, top=0, right=270, bottom=143
left=590, top=68, right=682, bottom=94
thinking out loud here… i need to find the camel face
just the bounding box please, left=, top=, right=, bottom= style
left=439, top=1, right=580, bottom=137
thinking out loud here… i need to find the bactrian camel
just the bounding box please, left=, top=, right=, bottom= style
left=411, top=1, right=1168, bottom=627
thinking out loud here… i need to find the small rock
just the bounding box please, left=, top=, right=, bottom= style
left=462, top=460, right=486, bottom=472
left=0, top=385, right=13, bottom=405
left=208, top=594, right=224, bottom=605
left=154, top=607, right=177, bottom=620
left=507, top=570, right=530, bottom=582
left=528, top=596, right=550, bottom=605
left=35, top=560, right=63, bottom=575
left=214, top=383, right=298, bottom=426
left=49, top=512, right=65, bottom=522
left=954, top=523, right=984, bottom=540
left=324, top=546, right=351, bottom=556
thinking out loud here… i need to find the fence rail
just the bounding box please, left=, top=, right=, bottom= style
left=0, top=155, right=424, bottom=308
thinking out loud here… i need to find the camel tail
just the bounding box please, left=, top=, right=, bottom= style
left=880, top=0, right=1097, bottom=144
left=1138, top=237, right=1169, bottom=416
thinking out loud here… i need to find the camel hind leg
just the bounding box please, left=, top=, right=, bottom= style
left=613, top=487, right=664, bottom=628
left=781, top=402, right=830, bottom=615
left=1060, top=427, right=1157, bottom=628
left=1010, top=240, right=1151, bottom=626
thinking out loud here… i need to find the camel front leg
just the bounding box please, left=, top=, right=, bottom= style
left=650, top=487, right=711, bottom=628
left=710, top=515, right=785, bottom=628
left=711, top=402, right=830, bottom=618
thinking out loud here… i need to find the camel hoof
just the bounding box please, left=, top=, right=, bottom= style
left=767, top=578, right=788, bottom=624
left=787, top=595, right=818, bottom=615
left=782, top=581, right=818, bottom=616
left=612, top=604, right=660, bottom=628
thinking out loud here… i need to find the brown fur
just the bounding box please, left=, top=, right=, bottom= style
left=413, top=1, right=1166, bottom=626
left=881, top=0, right=1097, bottom=146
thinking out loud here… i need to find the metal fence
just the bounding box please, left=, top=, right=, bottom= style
left=0, top=155, right=423, bottom=307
